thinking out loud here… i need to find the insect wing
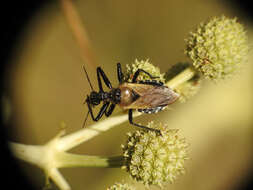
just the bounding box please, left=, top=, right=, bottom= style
left=122, top=83, right=179, bottom=109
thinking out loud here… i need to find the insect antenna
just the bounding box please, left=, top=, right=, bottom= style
left=82, top=109, right=90, bottom=128
left=82, top=65, right=94, bottom=91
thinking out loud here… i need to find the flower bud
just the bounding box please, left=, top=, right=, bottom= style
left=122, top=122, right=189, bottom=187
left=185, top=16, right=249, bottom=81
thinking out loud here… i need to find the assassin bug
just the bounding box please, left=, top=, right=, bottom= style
left=83, top=63, right=179, bottom=133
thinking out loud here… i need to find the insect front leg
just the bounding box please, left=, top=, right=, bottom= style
left=86, top=100, right=110, bottom=121
left=132, top=69, right=159, bottom=83
left=128, top=109, right=161, bottom=135
left=97, top=67, right=112, bottom=91
left=117, top=63, right=124, bottom=84
left=105, top=103, right=116, bottom=117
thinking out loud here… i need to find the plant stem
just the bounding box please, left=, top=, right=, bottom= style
left=166, top=67, right=196, bottom=89
left=9, top=142, right=45, bottom=169
left=9, top=141, right=124, bottom=190
left=10, top=142, right=124, bottom=168
left=57, top=111, right=141, bottom=151
left=49, top=168, right=71, bottom=190
left=56, top=152, right=124, bottom=168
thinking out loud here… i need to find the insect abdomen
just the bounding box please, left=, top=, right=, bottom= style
left=138, top=106, right=166, bottom=114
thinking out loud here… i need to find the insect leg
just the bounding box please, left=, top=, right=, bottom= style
left=117, top=63, right=124, bottom=84
left=86, top=100, right=110, bottom=121
left=97, top=67, right=112, bottom=91
left=105, top=103, right=116, bottom=117
left=128, top=109, right=161, bottom=134
left=132, top=69, right=159, bottom=83
left=139, top=80, right=163, bottom=86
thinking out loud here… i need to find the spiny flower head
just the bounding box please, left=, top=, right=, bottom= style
left=185, top=15, right=249, bottom=81
left=122, top=122, right=188, bottom=187
left=125, top=59, right=165, bottom=82
left=107, top=182, right=135, bottom=190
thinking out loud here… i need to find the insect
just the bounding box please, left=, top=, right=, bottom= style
left=83, top=63, right=179, bottom=133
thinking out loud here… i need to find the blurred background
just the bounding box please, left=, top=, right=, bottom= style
left=1, top=0, right=253, bottom=189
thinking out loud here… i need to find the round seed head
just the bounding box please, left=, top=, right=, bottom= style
left=107, top=182, right=135, bottom=190
left=122, top=122, right=189, bottom=187
left=126, top=59, right=165, bottom=82
left=185, top=16, right=249, bottom=81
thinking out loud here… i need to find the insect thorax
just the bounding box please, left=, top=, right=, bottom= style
left=118, top=85, right=140, bottom=108
left=108, top=88, right=121, bottom=104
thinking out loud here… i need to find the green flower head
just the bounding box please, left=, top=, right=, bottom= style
left=122, top=122, right=188, bottom=187
left=125, top=59, right=165, bottom=83
left=107, top=182, right=135, bottom=190
left=185, top=15, right=249, bottom=81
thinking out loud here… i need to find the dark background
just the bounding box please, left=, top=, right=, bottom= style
left=1, top=1, right=50, bottom=190
left=0, top=0, right=252, bottom=190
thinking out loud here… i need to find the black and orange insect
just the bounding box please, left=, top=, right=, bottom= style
left=83, top=63, right=179, bottom=133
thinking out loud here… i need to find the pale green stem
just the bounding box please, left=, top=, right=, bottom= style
left=56, top=152, right=124, bottom=168
left=166, top=67, right=196, bottom=89
left=9, top=140, right=124, bottom=190
left=10, top=142, right=124, bottom=168
left=57, top=111, right=141, bottom=151
left=50, top=168, right=71, bottom=190
left=9, top=142, right=45, bottom=169
left=9, top=112, right=140, bottom=170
